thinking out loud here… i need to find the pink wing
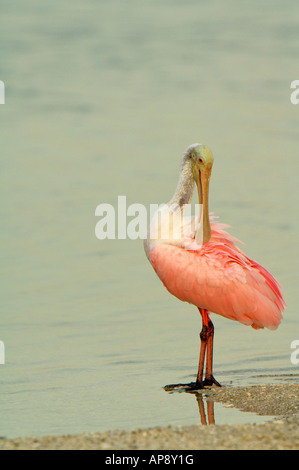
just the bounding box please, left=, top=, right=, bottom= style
left=150, top=225, right=285, bottom=330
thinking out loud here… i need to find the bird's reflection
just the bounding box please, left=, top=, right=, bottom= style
left=195, top=394, right=215, bottom=425
left=164, top=383, right=215, bottom=425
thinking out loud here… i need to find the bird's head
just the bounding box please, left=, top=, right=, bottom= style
left=188, top=143, right=214, bottom=179
left=184, top=143, right=214, bottom=204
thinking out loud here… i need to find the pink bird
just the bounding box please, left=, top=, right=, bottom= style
left=144, top=143, right=286, bottom=389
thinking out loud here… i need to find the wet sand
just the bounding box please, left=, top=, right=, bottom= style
left=1, top=383, right=299, bottom=450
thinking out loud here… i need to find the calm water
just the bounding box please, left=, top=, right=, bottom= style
left=1, top=0, right=299, bottom=438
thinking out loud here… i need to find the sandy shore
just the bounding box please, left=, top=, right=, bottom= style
left=1, top=383, right=299, bottom=450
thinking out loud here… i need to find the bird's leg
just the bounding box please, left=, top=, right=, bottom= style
left=198, top=308, right=221, bottom=387
left=196, top=320, right=208, bottom=386
left=203, top=318, right=221, bottom=387
left=164, top=309, right=221, bottom=392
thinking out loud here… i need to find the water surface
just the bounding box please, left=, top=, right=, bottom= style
left=1, top=0, right=299, bottom=437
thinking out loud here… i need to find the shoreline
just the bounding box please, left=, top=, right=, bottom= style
left=1, top=383, right=299, bottom=450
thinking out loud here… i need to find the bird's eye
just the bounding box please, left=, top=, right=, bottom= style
left=198, top=157, right=203, bottom=163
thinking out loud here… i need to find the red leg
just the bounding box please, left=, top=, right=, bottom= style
left=164, top=309, right=221, bottom=392
left=196, top=308, right=209, bottom=385
left=198, top=308, right=221, bottom=387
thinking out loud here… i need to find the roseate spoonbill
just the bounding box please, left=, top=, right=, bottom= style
left=144, top=143, right=285, bottom=389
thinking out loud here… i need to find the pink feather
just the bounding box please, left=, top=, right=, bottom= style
left=150, top=220, right=286, bottom=330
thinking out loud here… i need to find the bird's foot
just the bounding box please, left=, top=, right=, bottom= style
left=164, top=376, right=221, bottom=392
left=203, top=375, right=222, bottom=387
left=164, top=380, right=205, bottom=392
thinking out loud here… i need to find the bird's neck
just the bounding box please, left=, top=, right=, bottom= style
left=168, top=158, right=212, bottom=246
left=169, top=158, right=212, bottom=246
left=200, top=167, right=212, bottom=244
left=168, top=159, right=194, bottom=207
left=145, top=157, right=212, bottom=258
left=145, top=159, right=195, bottom=255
